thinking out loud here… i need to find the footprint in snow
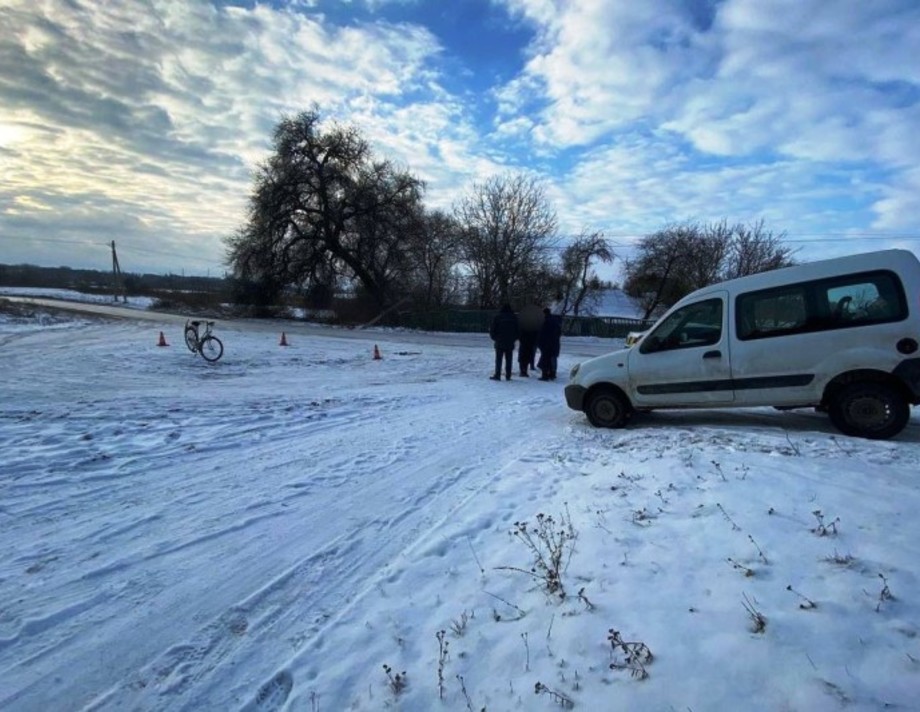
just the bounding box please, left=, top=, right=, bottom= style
left=243, top=670, right=293, bottom=712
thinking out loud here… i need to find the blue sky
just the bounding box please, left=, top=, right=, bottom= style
left=1, top=0, right=919, bottom=278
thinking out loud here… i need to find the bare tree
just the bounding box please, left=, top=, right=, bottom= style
left=623, top=223, right=718, bottom=319
left=225, top=108, right=425, bottom=310
left=454, top=173, right=558, bottom=308
left=557, top=230, right=614, bottom=316
left=721, top=219, right=795, bottom=279
left=403, top=209, right=463, bottom=308
left=623, top=220, right=794, bottom=318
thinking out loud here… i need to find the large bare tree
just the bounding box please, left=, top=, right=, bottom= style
left=225, top=108, right=425, bottom=309
left=454, top=173, right=558, bottom=308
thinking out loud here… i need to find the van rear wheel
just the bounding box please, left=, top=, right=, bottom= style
left=585, top=388, right=632, bottom=428
left=828, top=382, right=909, bottom=440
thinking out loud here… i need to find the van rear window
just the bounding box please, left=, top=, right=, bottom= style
left=736, top=270, right=907, bottom=340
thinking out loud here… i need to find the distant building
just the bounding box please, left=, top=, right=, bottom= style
left=591, top=289, right=645, bottom=319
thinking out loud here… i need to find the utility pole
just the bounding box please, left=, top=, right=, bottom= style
left=111, top=240, right=126, bottom=303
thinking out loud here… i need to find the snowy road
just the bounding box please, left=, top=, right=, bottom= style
left=2, top=303, right=919, bottom=711
left=1, top=308, right=589, bottom=709
left=0, top=296, right=619, bottom=359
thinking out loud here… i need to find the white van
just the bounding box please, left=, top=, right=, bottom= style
left=565, top=249, right=920, bottom=439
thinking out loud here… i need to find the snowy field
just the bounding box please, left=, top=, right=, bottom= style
left=0, top=287, right=156, bottom=310
left=2, top=300, right=919, bottom=712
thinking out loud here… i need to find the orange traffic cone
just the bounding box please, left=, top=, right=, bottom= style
left=373, top=344, right=382, bottom=360
left=279, top=331, right=289, bottom=347
left=157, top=331, right=169, bottom=347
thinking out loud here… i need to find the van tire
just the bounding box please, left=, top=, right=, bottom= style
left=585, top=388, right=632, bottom=428
left=827, top=382, right=910, bottom=440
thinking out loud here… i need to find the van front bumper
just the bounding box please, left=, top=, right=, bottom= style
left=565, top=384, right=587, bottom=411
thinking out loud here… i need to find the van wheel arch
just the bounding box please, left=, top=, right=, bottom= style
left=584, top=384, right=633, bottom=429
left=822, top=369, right=910, bottom=406
left=823, top=371, right=911, bottom=440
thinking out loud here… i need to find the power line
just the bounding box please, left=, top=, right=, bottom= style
left=5, top=237, right=226, bottom=276
left=591, top=234, right=920, bottom=249
left=7, top=236, right=223, bottom=263
left=117, top=242, right=224, bottom=266
left=6, top=236, right=97, bottom=246
left=551, top=233, right=919, bottom=246
left=782, top=235, right=920, bottom=243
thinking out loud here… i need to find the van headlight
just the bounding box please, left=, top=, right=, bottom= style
left=570, top=363, right=580, bottom=379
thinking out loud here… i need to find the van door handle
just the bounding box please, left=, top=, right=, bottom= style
left=703, top=350, right=722, bottom=359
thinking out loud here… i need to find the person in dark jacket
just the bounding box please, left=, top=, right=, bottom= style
left=489, top=303, right=519, bottom=380
left=516, top=303, right=543, bottom=377
left=537, top=307, right=562, bottom=380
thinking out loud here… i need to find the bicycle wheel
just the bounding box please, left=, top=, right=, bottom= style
left=184, top=326, right=198, bottom=353
left=199, top=335, right=223, bottom=362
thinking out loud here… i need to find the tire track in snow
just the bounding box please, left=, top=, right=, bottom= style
left=87, top=394, right=558, bottom=711
left=83, top=528, right=360, bottom=710
left=1, top=317, right=572, bottom=710
left=232, top=397, right=567, bottom=711
left=243, top=448, right=549, bottom=708
left=0, top=393, right=395, bottom=711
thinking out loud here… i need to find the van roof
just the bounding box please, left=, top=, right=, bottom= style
left=680, top=248, right=919, bottom=303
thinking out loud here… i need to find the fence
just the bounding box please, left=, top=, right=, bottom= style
left=561, top=315, right=656, bottom=339
left=395, top=309, right=654, bottom=339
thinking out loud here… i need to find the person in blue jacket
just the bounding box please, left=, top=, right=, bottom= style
left=537, top=307, right=562, bottom=380
left=489, top=303, right=519, bottom=381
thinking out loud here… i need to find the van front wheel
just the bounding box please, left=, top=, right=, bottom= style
left=828, top=382, right=909, bottom=440
left=585, top=388, right=632, bottom=429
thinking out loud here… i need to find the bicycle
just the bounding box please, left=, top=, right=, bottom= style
left=184, top=319, right=224, bottom=362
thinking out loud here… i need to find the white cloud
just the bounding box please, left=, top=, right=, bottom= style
left=1, top=0, right=918, bottom=273
left=870, top=166, right=920, bottom=231
left=344, top=97, right=508, bottom=211
left=497, top=0, right=714, bottom=145
left=670, top=0, right=920, bottom=167
left=545, top=131, right=886, bottom=255
left=493, top=0, right=920, bottom=253
left=498, top=0, right=919, bottom=162
left=362, top=0, right=420, bottom=9
left=0, top=0, right=448, bottom=272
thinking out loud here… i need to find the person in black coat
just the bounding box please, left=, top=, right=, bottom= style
left=537, top=307, right=562, bottom=380
left=489, top=303, right=519, bottom=380
left=516, top=303, right=543, bottom=377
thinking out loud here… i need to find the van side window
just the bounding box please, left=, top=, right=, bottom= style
left=737, top=287, right=807, bottom=339
left=640, top=298, right=723, bottom=354
left=737, top=270, right=906, bottom=340
left=825, top=277, right=902, bottom=323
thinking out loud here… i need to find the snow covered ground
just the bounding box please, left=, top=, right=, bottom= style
left=2, top=301, right=919, bottom=712
left=0, top=287, right=156, bottom=310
